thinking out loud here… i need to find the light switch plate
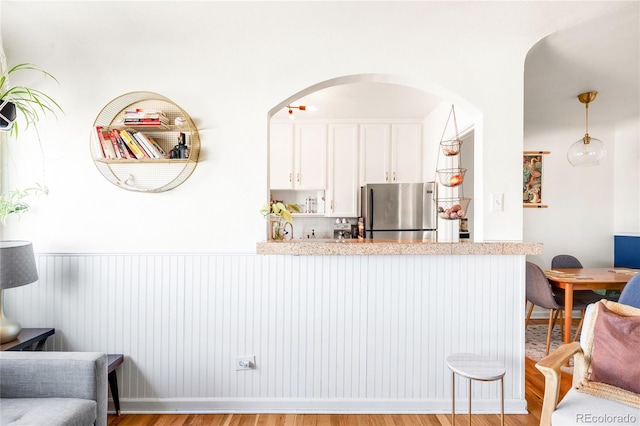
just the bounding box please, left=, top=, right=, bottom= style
left=491, top=193, right=504, bottom=212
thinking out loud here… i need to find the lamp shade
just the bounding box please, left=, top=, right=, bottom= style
left=567, top=136, right=607, bottom=167
left=0, top=241, right=38, bottom=289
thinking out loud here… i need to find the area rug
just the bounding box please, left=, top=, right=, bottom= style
left=525, top=323, right=577, bottom=373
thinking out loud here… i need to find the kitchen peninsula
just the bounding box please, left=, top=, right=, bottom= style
left=255, top=238, right=541, bottom=414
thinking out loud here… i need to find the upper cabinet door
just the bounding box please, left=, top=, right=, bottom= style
left=391, top=123, right=422, bottom=183
left=360, top=123, right=391, bottom=184
left=269, top=123, right=295, bottom=189
left=296, top=123, right=327, bottom=189
left=328, top=123, right=359, bottom=217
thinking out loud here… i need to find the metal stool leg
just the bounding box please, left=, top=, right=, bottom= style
left=468, top=378, right=472, bottom=426
left=500, top=376, right=505, bottom=426
left=451, top=371, right=456, bottom=426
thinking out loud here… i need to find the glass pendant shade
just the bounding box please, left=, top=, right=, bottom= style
left=568, top=91, right=606, bottom=167
left=567, top=135, right=607, bottom=166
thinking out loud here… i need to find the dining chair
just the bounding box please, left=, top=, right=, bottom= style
left=618, top=273, right=640, bottom=308
left=550, top=254, right=615, bottom=302
left=525, top=261, right=595, bottom=355
left=551, top=254, right=583, bottom=269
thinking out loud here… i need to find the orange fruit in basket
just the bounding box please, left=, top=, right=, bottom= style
left=449, top=174, right=463, bottom=186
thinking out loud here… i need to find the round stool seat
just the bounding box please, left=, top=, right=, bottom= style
left=446, top=353, right=505, bottom=426
left=446, top=353, right=506, bottom=381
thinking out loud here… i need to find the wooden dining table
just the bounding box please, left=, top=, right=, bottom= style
left=544, top=267, right=639, bottom=344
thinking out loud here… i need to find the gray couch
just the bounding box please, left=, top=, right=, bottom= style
left=0, top=352, right=107, bottom=426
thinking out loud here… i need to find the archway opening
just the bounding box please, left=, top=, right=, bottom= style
left=266, top=73, right=480, bottom=241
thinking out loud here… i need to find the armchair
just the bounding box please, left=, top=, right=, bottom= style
left=535, top=301, right=640, bottom=426
left=0, top=351, right=107, bottom=426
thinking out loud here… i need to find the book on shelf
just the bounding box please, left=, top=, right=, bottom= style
left=94, top=126, right=107, bottom=158
left=134, top=132, right=167, bottom=158
left=124, top=119, right=166, bottom=126
left=122, top=109, right=169, bottom=126
left=109, top=130, right=134, bottom=159
left=116, top=129, right=148, bottom=159
left=96, top=126, right=117, bottom=159
left=133, top=131, right=161, bottom=159
left=108, top=128, right=126, bottom=159
left=111, top=135, right=123, bottom=159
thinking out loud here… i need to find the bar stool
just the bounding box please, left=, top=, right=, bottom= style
left=446, top=353, right=505, bottom=426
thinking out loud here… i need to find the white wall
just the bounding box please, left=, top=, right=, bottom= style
left=523, top=112, right=640, bottom=270
left=0, top=1, right=626, bottom=251
left=613, top=119, right=640, bottom=234
left=523, top=124, right=616, bottom=268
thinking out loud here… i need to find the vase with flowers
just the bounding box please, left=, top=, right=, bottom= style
left=260, top=200, right=300, bottom=241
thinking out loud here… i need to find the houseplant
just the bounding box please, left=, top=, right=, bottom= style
left=260, top=200, right=300, bottom=240
left=0, top=62, right=63, bottom=136
left=0, top=62, right=62, bottom=221
left=0, top=184, right=48, bottom=224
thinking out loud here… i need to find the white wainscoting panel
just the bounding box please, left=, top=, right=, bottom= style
left=6, top=253, right=526, bottom=414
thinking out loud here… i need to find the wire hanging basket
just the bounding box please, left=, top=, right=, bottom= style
left=436, top=167, right=466, bottom=187
left=434, top=104, right=471, bottom=221
left=440, top=139, right=463, bottom=156
left=437, top=197, right=471, bottom=220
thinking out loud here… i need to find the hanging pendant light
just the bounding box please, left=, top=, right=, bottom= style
left=567, top=91, right=606, bottom=167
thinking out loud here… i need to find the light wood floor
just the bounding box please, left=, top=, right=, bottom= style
left=107, top=357, right=572, bottom=426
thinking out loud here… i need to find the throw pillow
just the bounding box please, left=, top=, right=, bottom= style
left=589, top=303, right=640, bottom=393
left=576, top=300, right=640, bottom=408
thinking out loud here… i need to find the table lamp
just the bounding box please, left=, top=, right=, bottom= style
left=0, top=241, right=38, bottom=343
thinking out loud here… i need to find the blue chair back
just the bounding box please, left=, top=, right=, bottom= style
left=619, top=273, right=640, bottom=308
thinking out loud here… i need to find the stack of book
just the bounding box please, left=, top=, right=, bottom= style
left=122, top=109, right=169, bottom=126
left=95, top=126, right=167, bottom=160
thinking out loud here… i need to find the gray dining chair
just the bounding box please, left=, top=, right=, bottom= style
left=551, top=254, right=583, bottom=269
left=525, top=261, right=596, bottom=355
left=550, top=254, right=615, bottom=302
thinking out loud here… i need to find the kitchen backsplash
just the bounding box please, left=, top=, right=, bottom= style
left=292, top=216, right=358, bottom=240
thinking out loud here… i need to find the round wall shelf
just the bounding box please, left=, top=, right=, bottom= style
left=90, top=91, right=200, bottom=192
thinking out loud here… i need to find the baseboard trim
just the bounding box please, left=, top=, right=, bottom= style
left=113, top=398, right=528, bottom=415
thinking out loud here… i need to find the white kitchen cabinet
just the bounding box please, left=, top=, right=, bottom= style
left=269, top=122, right=327, bottom=190
left=327, top=123, right=359, bottom=217
left=269, top=123, right=295, bottom=189
left=360, top=124, right=390, bottom=184
left=296, top=124, right=327, bottom=189
left=391, top=123, right=422, bottom=182
left=359, top=123, right=422, bottom=185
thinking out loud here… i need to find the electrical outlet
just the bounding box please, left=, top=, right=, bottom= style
left=234, top=356, right=256, bottom=371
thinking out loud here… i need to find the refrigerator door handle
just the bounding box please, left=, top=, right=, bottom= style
left=369, top=188, right=374, bottom=230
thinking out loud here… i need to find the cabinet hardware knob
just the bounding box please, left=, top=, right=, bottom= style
left=385, top=172, right=389, bottom=181
left=289, top=173, right=292, bottom=182
left=393, top=172, right=396, bottom=181
left=297, top=173, right=300, bottom=182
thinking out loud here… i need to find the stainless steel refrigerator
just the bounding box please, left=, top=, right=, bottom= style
left=359, top=182, right=437, bottom=241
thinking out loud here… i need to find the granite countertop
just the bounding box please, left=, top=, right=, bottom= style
left=256, top=239, right=543, bottom=255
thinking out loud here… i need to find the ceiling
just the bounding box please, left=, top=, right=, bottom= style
left=524, top=8, right=639, bottom=136
left=271, top=8, right=639, bottom=138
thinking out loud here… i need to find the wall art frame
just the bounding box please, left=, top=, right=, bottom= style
left=523, top=151, right=549, bottom=208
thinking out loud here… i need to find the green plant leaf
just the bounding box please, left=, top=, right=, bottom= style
left=0, top=62, right=63, bottom=138
left=0, top=184, right=49, bottom=224
left=259, top=201, right=300, bottom=224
